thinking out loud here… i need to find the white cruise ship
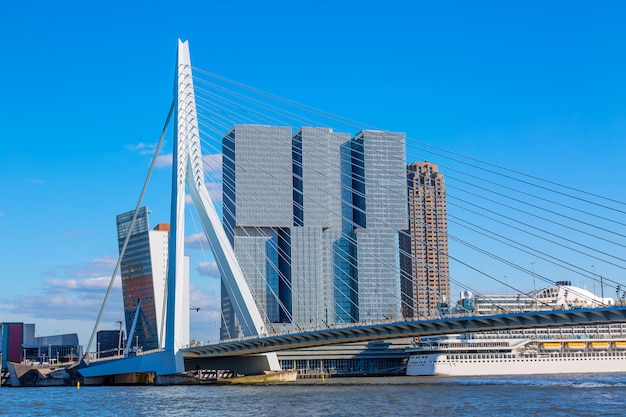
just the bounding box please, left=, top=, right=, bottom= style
left=406, top=325, right=626, bottom=376
left=408, top=282, right=626, bottom=377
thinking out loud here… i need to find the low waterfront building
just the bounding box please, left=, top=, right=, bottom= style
left=277, top=339, right=413, bottom=377
left=22, top=333, right=81, bottom=364
left=457, top=281, right=615, bottom=315
left=1, top=323, right=35, bottom=368
left=1, top=322, right=81, bottom=366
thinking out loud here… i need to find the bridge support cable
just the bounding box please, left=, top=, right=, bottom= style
left=191, top=86, right=552, bottom=322
left=444, top=216, right=606, bottom=298
left=84, top=99, right=175, bottom=358
left=171, top=40, right=280, bottom=370
left=196, top=122, right=410, bottom=330
left=191, top=86, right=444, bottom=324
left=124, top=300, right=142, bottom=355
left=405, top=140, right=626, bottom=216
left=196, top=137, right=353, bottom=334
left=192, top=69, right=626, bottom=214
left=448, top=193, right=626, bottom=265
left=193, top=109, right=380, bottom=326
left=445, top=173, right=626, bottom=244
left=194, top=87, right=502, bottom=324
left=190, top=67, right=626, bottom=331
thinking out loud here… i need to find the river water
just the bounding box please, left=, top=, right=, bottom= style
left=3, top=374, right=626, bottom=416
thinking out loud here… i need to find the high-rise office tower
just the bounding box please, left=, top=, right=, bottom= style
left=350, top=130, right=408, bottom=322
left=221, top=125, right=408, bottom=336
left=116, top=207, right=189, bottom=351
left=222, top=125, right=293, bottom=338
left=292, top=127, right=350, bottom=326
left=400, top=162, right=450, bottom=318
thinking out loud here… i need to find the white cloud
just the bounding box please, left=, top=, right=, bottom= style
left=189, top=284, right=220, bottom=311
left=156, top=153, right=173, bottom=168
left=46, top=276, right=121, bottom=293
left=188, top=284, right=221, bottom=343
left=58, top=256, right=119, bottom=279
left=206, top=182, right=222, bottom=203
left=203, top=153, right=222, bottom=179
left=127, top=142, right=158, bottom=156
left=1, top=285, right=124, bottom=323
left=197, top=261, right=219, bottom=278
left=0, top=253, right=126, bottom=346
left=185, top=233, right=208, bottom=249
left=0, top=254, right=225, bottom=344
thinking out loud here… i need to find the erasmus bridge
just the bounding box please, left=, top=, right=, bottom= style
left=77, top=40, right=626, bottom=380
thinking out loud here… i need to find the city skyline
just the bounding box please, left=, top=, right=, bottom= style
left=1, top=1, right=625, bottom=345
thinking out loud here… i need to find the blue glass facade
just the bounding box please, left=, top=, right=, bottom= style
left=222, top=125, right=293, bottom=337
left=293, top=128, right=350, bottom=326
left=221, top=125, right=407, bottom=336
left=350, top=131, right=408, bottom=321
left=115, top=207, right=166, bottom=351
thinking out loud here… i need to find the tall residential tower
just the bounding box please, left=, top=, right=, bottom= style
left=400, top=162, right=450, bottom=318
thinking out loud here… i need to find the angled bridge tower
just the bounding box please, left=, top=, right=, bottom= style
left=168, top=39, right=280, bottom=371
left=79, top=40, right=279, bottom=380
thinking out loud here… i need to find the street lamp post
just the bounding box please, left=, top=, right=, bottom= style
left=116, top=320, right=123, bottom=357
left=505, top=275, right=508, bottom=302
left=592, top=265, right=597, bottom=306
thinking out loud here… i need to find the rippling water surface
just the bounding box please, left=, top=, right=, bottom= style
left=4, top=374, right=626, bottom=416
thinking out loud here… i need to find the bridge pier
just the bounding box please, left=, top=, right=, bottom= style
left=184, top=355, right=280, bottom=376
left=78, top=349, right=184, bottom=381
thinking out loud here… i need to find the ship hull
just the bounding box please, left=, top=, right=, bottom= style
left=406, top=353, right=626, bottom=376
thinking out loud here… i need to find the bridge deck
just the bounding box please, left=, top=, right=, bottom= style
left=183, top=307, right=626, bottom=358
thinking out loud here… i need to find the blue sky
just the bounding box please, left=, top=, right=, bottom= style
left=1, top=1, right=625, bottom=344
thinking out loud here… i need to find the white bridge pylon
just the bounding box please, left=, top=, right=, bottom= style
left=80, top=40, right=279, bottom=378
left=167, top=39, right=280, bottom=371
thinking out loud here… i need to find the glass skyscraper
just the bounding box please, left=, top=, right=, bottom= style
left=349, top=130, right=408, bottom=321
left=221, top=125, right=407, bottom=337
left=116, top=207, right=189, bottom=351
left=292, top=127, right=350, bottom=326
left=221, top=125, right=292, bottom=337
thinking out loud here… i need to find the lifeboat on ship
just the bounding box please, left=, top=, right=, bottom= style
left=542, top=342, right=561, bottom=350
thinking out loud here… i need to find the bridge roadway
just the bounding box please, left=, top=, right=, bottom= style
left=183, top=306, right=626, bottom=359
